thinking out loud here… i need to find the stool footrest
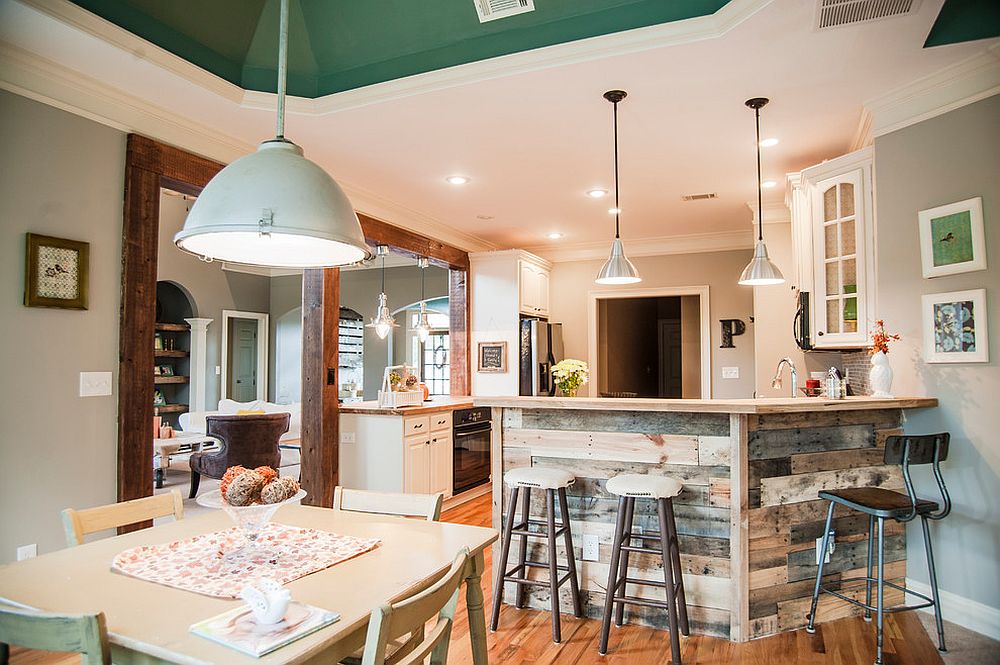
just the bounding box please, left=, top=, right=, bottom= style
left=502, top=571, right=575, bottom=589
left=818, top=577, right=936, bottom=614
left=620, top=542, right=677, bottom=556
left=509, top=526, right=568, bottom=539
left=622, top=531, right=664, bottom=542
left=611, top=576, right=682, bottom=595
left=611, top=594, right=680, bottom=611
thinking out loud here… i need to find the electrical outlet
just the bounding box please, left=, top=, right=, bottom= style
left=215, top=366, right=222, bottom=375
left=340, top=431, right=356, bottom=444
left=815, top=531, right=836, bottom=565
left=582, top=534, right=600, bottom=562
left=722, top=367, right=740, bottom=379
left=16, top=544, right=37, bottom=561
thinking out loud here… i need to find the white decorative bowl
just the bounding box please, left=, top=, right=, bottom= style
left=197, top=488, right=306, bottom=560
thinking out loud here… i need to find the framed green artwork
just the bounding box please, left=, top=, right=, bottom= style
left=23, top=233, right=90, bottom=309
left=919, top=197, right=986, bottom=278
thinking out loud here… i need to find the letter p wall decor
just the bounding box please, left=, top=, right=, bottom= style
left=720, top=319, right=745, bottom=348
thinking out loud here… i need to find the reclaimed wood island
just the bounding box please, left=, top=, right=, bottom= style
left=474, top=396, right=937, bottom=642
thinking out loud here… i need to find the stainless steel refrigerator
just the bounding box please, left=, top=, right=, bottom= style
left=519, top=319, right=564, bottom=396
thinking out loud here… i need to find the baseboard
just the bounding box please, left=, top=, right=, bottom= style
left=906, top=578, right=1000, bottom=641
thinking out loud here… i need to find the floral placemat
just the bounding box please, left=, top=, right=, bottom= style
left=112, top=524, right=381, bottom=598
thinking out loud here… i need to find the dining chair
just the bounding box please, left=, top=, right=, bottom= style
left=0, top=605, right=110, bottom=665
left=333, top=486, right=444, bottom=521
left=354, top=548, right=470, bottom=665
left=62, top=489, right=184, bottom=547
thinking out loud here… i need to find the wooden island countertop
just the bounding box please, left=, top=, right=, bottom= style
left=339, top=395, right=473, bottom=416
left=483, top=395, right=938, bottom=643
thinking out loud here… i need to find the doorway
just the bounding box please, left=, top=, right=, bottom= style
left=221, top=310, right=268, bottom=402
left=589, top=287, right=711, bottom=399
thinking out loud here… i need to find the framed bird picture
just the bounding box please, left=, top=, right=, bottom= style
left=24, top=233, right=90, bottom=309
left=919, top=197, right=986, bottom=278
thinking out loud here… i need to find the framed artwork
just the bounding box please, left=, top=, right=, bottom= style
left=159, top=365, right=174, bottom=377
left=23, top=233, right=90, bottom=309
left=477, top=341, right=507, bottom=373
left=919, top=197, right=986, bottom=278
left=153, top=365, right=162, bottom=376
left=153, top=390, right=166, bottom=406
left=922, top=289, right=989, bottom=363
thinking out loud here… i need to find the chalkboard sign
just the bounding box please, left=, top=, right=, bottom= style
left=477, top=341, right=507, bottom=373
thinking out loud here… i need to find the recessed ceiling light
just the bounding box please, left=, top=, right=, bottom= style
left=759, top=138, right=779, bottom=148
left=762, top=180, right=778, bottom=188
left=608, top=207, right=621, bottom=214
left=586, top=188, right=608, bottom=198
left=547, top=232, right=564, bottom=240
left=446, top=175, right=470, bottom=185
left=476, top=214, right=494, bottom=220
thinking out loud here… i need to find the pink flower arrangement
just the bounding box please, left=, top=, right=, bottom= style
left=869, top=319, right=901, bottom=355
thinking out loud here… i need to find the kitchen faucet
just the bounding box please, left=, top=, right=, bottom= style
left=771, top=357, right=798, bottom=398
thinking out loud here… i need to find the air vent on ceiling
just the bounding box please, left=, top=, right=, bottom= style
left=474, top=0, right=535, bottom=23
left=681, top=193, right=719, bottom=201
left=816, top=0, right=920, bottom=30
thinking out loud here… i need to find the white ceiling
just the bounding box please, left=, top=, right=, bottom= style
left=2, top=0, right=995, bottom=256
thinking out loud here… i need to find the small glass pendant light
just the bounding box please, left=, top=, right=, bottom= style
left=596, top=90, right=641, bottom=285
left=414, top=257, right=431, bottom=343
left=367, top=245, right=397, bottom=339
left=738, top=98, right=785, bottom=286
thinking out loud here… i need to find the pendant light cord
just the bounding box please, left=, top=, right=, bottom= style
left=275, top=0, right=289, bottom=139
left=612, top=99, right=621, bottom=239
left=754, top=105, right=763, bottom=242
left=381, top=252, right=386, bottom=293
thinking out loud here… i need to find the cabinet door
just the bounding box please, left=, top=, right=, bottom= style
left=812, top=169, right=869, bottom=346
left=535, top=269, right=550, bottom=316
left=404, top=435, right=430, bottom=494
left=519, top=262, right=537, bottom=315
left=429, top=433, right=453, bottom=498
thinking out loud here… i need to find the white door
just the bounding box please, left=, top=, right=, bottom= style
left=404, top=435, right=430, bottom=494
left=429, top=433, right=453, bottom=497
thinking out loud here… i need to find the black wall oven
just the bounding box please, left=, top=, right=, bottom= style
left=453, top=407, right=491, bottom=495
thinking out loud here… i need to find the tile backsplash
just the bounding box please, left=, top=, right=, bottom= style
left=841, top=350, right=872, bottom=396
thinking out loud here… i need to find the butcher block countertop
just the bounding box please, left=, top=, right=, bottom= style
left=339, top=395, right=474, bottom=416
left=473, top=395, right=937, bottom=414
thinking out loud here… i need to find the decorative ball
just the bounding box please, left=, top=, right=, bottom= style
left=225, top=469, right=265, bottom=506
left=219, top=466, right=249, bottom=497
left=254, top=466, right=278, bottom=486
left=261, top=477, right=300, bottom=504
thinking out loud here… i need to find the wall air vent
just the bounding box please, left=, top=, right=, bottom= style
left=474, top=0, right=535, bottom=23
left=816, top=0, right=920, bottom=30
left=681, top=193, right=719, bottom=201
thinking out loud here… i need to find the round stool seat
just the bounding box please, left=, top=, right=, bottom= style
left=504, top=467, right=575, bottom=489
left=606, top=474, right=683, bottom=499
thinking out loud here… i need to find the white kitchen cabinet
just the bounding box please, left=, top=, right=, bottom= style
left=518, top=259, right=550, bottom=317
left=428, top=432, right=453, bottom=497
left=788, top=147, right=876, bottom=349
left=404, top=434, right=431, bottom=494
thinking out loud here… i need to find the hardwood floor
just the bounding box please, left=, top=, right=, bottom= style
left=9, top=493, right=944, bottom=664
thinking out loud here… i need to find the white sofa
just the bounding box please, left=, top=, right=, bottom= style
left=179, top=399, right=301, bottom=446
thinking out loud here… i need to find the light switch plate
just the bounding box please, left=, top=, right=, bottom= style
left=582, top=534, right=600, bottom=562
left=340, top=431, right=356, bottom=444
left=722, top=367, right=740, bottom=379
left=16, top=544, right=37, bottom=561
left=79, top=371, right=113, bottom=397
left=815, top=531, right=836, bottom=565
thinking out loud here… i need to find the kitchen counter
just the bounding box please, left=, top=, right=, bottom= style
left=339, top=395, right=474, bottom=416
left=484, top=395, right=937, bottom=643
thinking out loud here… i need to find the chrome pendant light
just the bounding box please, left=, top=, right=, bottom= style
left=174, top=0, right=371, bottom=268
left=738, top=98, right=785, bottom=286
left=414, top=257, right=431, bottom=343
left=596, top=90, right=641, bottom=285
left=368, top=245, right=397, bottom=339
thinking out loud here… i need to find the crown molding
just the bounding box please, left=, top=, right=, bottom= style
left=865, top=42, right=1000, bottom=138
left=526, top=229, right=754, bottom=263
left=850, top=107, right=874, bottom=150
left=745, top=201, right=791, bottom=225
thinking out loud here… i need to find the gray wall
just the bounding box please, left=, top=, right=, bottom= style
left=0, top=91, right=124, bottom=561
left=157, top=193, right=271, bottom=410
left=550, top=249, right=757, bottom=398
left=873, top=95, right=1000, bottom=611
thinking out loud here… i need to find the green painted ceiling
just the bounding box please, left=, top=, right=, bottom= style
left=69, top=0, right=730, bottom=97
left=924, top=0, right=1000, bottom=48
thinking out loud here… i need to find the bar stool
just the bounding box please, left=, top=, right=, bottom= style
left=599, top=474, right=689, bottom=664
left=806, top=433, right=952, bottom=665
left=490, top=466, right=583, bottom=643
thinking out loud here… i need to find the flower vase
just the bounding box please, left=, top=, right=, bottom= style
left=869, top=351, right=894, bottom=398
left=562, top=388, right=577, bottom=398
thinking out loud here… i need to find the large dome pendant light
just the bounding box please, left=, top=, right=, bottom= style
left=174, top=0, right=371, bottom=268
left=414, top=257, right=432, bottom=343
left=368, top=245, right=397, bottom=340
left=596, top=90, right=641, bottom=285
left=738, top=98, right=785, bottom=286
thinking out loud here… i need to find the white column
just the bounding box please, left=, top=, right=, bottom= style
left=185, top=318, right=213, bottom=412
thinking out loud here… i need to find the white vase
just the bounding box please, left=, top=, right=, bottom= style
left=869, top=351, right=894, bottom=398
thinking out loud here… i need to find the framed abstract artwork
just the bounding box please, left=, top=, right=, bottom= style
left=922, top=289, right=989, bottom=363
left=918, top=197, right=986, bottom=278
left=24, top=233, right=90, bottom=309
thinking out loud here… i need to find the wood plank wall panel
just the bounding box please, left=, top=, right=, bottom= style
left=498, top=407, right=735, bottom=638
left=449, top=269, right=470, bottom=396
left=745, top=410, right=905, bottom=638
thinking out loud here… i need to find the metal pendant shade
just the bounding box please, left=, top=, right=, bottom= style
left=738, top=97, right=785, bottom=286
left=595, top=90, right=641, bottom=286
left=174, top=0, right=371, bottom=268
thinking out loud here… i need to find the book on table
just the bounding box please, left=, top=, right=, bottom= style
left=190, top=601, right=339, bottom=657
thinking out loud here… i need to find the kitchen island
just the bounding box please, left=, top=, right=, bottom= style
left=475, top=396, right=937, bottom=642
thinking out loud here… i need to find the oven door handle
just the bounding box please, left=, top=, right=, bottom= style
left=454, top=425, right=492, bottom=437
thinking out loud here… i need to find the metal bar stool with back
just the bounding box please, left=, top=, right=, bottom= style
left=806, top=433, right=952, bottom=665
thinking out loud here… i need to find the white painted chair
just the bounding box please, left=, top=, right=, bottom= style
left=332, top=486, right=443, bottom=521
left=61, top=490, right=184, bottom=547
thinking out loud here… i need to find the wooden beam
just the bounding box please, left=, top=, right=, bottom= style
left=449, top=269, right=470, bottom=396
left=300, top=268, right=340, bottom=507
left=125, top=134, right=224, bottom=189
left=359, top=213, right=470, bottom=271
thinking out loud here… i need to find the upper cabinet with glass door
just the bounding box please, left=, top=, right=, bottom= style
left=790, top=147, right=876, bottom=348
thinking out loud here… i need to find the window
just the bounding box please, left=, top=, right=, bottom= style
left=422, top=332, right=450, bottom=396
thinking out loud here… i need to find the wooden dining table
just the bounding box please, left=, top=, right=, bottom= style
left=0, top=505, right=498, bottom=664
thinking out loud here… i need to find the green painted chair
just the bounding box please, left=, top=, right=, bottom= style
left=353, top=548, right=469, bottom=665
left=0, top=606, right=110, bottom=665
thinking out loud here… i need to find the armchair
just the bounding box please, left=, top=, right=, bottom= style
left=188, top=413, right=290, bottom=498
